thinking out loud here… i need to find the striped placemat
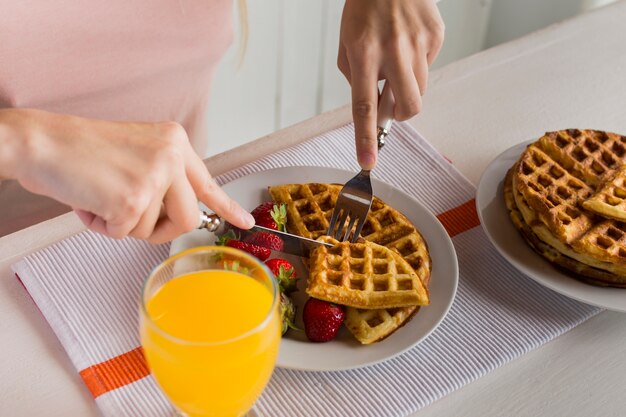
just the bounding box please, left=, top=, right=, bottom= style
left=12, top=122, right=600, bottom=417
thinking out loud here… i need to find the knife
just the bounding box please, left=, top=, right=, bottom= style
left=198, top=211, right=333, bottom=257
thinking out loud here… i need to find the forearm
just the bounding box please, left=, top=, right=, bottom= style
left=0, top=109, right=39, bottom=181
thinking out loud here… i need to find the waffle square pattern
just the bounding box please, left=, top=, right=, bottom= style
left=508, top=129, right=626, bottom=287
left=583, top=164, right=626, bottom=221
left=308, top=237, right=430, bottom=309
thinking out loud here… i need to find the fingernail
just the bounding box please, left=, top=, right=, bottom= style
left=242, top=212, right=255, bottom=229
left=360, top=152, right=377, bottom=170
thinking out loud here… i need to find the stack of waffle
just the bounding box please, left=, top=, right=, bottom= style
left=505, top=129, right=626, bottom=287
left=269, top=183, right=431, bottom=344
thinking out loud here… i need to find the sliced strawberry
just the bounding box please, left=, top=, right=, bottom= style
left=251, top=202, right=287, bottom=232
left=265, top=258, right=298, bottom=294
left=302, top=298, right=345, bottom=343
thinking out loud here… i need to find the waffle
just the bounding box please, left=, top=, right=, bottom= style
left=509, top=129, right=626, bottom=287
left=505, top=167, right=626, bottom=287
left=344, top=261, right=431, bottom=344
left=269, top=183, right=431, bottom=278
left=307, top=236, right=430, bottom=308
left=513, top=171, right=626, bottom=276
left=269, top=183, right=332, bottom=240
left=269, top=183, right=432, bottom=343
left=582, top=164, right=626, bottom=221
left=344, top=305, right=419, bottom=345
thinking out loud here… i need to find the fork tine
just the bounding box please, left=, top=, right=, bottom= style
left=333, top=209, right=350, bottom=240
left=327, top=207, right=341, bottom=238
left=351, top=217, right=367, bottom=243
left=342, top=215, right=358, bottom=242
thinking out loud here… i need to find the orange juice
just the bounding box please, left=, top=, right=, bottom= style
left=141, top=270, right=280, bottom=417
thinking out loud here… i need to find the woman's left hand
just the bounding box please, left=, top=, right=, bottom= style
left=338, top=0, right=445, bottom=170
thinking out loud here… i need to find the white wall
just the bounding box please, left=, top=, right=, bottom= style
left=485, top=0, right=584, bottom=48
left=432, top=0, right=494, bottom=70
left=485, top=0, right=617, bottom=47
left=205, top=0, right=281, bottom=157
left=206, top=0, right=346, bottom=157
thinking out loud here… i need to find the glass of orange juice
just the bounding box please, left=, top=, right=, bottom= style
left=140, top=246, right=281, bottom=417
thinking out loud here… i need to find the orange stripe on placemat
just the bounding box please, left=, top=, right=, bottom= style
left=79, top=346, right=149, bottom=398
left=437, top=199, right=480, bottom=237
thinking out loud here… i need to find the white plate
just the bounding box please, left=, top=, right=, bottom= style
left=171, top=166, right=458, bottom=371
left=476, top=141, right=626, bottom=312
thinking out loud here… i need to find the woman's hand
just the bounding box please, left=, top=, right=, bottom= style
left=0, top=109, right=254, bottom=243
left=338, top=0, right=445, bottom=169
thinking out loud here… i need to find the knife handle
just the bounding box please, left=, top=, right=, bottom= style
left=198, top=211, right=221, bottom=232
left=377, top=82, right=395, bottom=150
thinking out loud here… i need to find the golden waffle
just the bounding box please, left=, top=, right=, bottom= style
left=307, top=236, right=429, bottom=309
left=269, top=183, right=432, bottom=343
left=269, top=183, right=431, bottom=278
left=582, top=164, right=626, bottom=221
left=269, top=183, right=333, bottom=240
left=344, top=263, right=431, bottom=344
left=344, top=306, right=419, bottom=345
left=505, top=167, right=626, bottom=287
left=510, top=129, right=626, bottom=287
left=515, top=137, right=595, bottom=245
left=513, top=173, right=626, bottom=276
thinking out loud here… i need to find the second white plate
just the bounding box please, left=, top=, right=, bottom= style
left=476, top=141, right=626, bottom=312
left=171, top=166, right=459, bottom=371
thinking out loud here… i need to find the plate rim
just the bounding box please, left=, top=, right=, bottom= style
left=476, top=141, right=626, bottom=312
left=172, top=165, right=459, bottom=371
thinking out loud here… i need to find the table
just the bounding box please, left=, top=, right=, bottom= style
left=2, top=2, right=626, bottom=415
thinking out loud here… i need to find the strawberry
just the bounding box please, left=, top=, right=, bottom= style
left=219, top=237, right=271, bottom=261
left=265, top=258, right=298, bottom=294
left=302, top=298, right=345, bottom=342
left=243, top=231, right=284, bottom=252
left=251, top=202, right=287, bottom=231
left=279, top=293, right=298, bottom=335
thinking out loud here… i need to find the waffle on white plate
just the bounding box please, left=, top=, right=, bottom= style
left=582, top=164, right=626, bottom=221
left=507, top=129, right=626, bottom=287
left=269, top=183, right=432, bottom=344
left=307, top=236, right=429, bottom=309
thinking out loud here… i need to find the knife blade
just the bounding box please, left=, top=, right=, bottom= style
left=207, top=217, right=332, bottom=257
left=239, top=225, right=333, bottom=257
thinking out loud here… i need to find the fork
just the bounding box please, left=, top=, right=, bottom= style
left=327, top=83, right=395, bottom=242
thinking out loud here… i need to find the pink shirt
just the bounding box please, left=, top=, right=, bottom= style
left=0, top=0, right=233, bottom=155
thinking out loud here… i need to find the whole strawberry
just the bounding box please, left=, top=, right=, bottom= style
left=303, top=298, right=345, bottom=343
left=243, top=231, right=284, bottom=252
left=265, top=258, right=298, bottom=294
left=279, top=293, right=298, bottom=335
left=251, top=202, right=287, bottom=231
left=222, top=239, right=271, bottom=261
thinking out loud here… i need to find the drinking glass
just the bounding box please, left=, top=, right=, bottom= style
left=140, top=246, right=280, bottom=417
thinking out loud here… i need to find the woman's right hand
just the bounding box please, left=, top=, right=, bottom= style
left=0, top=109, right=254, bottom=243
left=337, top=0, right=445, bottom=170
